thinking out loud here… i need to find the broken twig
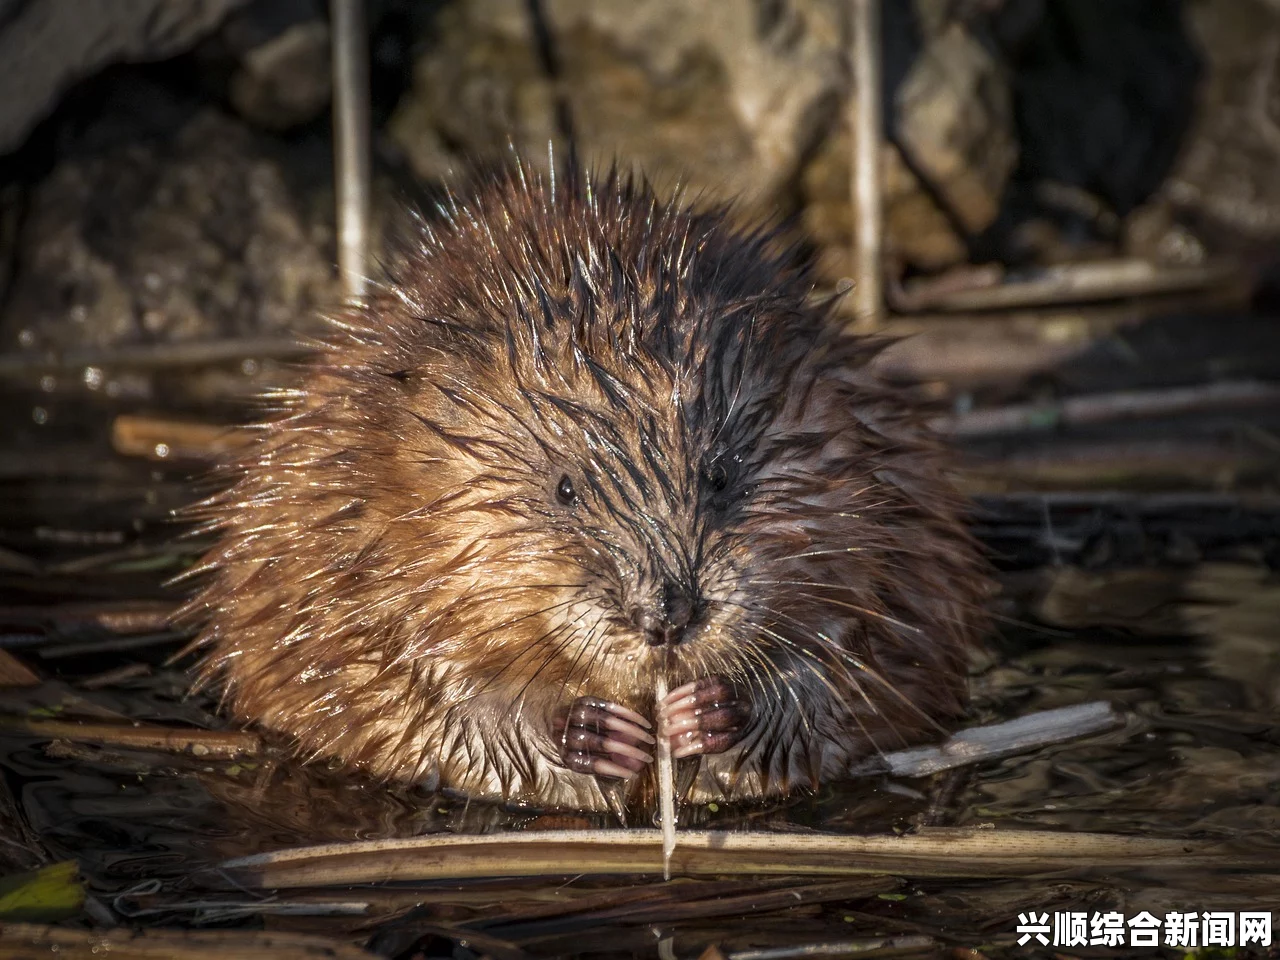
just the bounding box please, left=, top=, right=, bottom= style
left=0, top=601, right=177, bottom=637
left=847, top=701, right=1123, bottom=778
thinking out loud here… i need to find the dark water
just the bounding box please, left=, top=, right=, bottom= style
left=0, top=437, right=1277, bottom=957
left=1, top=620, right=1276, bottom=957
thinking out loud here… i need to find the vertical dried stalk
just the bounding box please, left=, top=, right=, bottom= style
left=850, top=0, right=884, bottom=330
left=331, top=0, right=372, bottom=301
left=654, top=675, right=676, bottom=880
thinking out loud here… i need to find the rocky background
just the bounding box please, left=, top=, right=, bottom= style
left=2, top=0, right=1278, bottom=355
left=2, top=0, right=1280, bottom=497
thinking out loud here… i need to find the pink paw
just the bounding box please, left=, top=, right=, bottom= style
left=659, top=676, right=750, bottom=759
left=554, top=697, right=655, bottom=780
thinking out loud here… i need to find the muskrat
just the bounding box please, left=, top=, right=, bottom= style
left=178, top=164, right=991, bottom=814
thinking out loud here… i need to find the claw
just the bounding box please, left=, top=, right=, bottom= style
left=556, top=696, right=656, bottom=780
left=659, top=676, right=750, bottom=759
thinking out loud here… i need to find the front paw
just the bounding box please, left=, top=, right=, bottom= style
left=553, top=697, right=655, bottom=780
left=659, top=676, right=750, bottom=759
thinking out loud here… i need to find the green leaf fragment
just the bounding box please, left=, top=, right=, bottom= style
left=0, top=860, right=85, bottom=922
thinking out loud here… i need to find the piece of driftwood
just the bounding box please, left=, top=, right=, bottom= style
left=46, top=543, right=202, bottom=576
left=870, top=295, right=1260, bottom=389
left=111, top=415, right=252, bottom=462
left=0, top=716, right=261, bottom=759
left=115, top=896, right=370, bottom=920
left=219, top=827, right=1254, bottom=888
left=0, top=546, right=39, bottom=575
left=0, top=601, right=175, bottom=638
left=935, top=379, right=1280, bottom=437
left=0, top=337, right=307, bottom=377
left=846, top=702, right=1122, bottom=778
left=850, top=0, right=883, bottom=330
left=975, top=490, right=1280, bottom=509
left=955, top=438, right=1278, bottom=493
left=79, top=663, right=152, bottom=690
left=0, top=923, right=380, bottom=960
left=892, top=259, right=1239, bottom=313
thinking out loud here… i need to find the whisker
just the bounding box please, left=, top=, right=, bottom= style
left=712, top=600, right=802, bottom=713
left=507, top=621, right=590, bottom=726
left=728, top=596, right=949, bottom=738
left=751, top=625, right=890, bottom=755
left=745, top=583, right=922, bottom=635
left=464, top=592, right=608, bottom=700
left=552, top=614, right=608, bottom=711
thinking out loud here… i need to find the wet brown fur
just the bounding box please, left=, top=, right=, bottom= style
left=176, top=164, right=992, bottom=812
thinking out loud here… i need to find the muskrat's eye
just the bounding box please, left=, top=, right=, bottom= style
left=556, top=474, right=578, bottom=506
left=705, top=462, right=729, bottom=492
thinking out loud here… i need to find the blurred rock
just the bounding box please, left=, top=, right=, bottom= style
left=912, top=0, right=955, bottom=39
left=228, top=20, right=332, bottom=130
left=1, top=85, right=338, bottom=354
left=1122, top=201, right=1207, bottom=266
left=1165, top=0, right=1280, bottom=239
left=801, top=130, right=967, bottom=282
left=388, top=0, right=1016, bottom=281
left=0, top=0, right=249, bottom=155
left=896, top=22, right=1018, bottom=234
left=387, top=0, right=845, bottom=210
left=804, top=5, right=1015, bottom=280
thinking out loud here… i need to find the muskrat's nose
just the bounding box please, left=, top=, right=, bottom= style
left=634, top=581, right=699, bottom=646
